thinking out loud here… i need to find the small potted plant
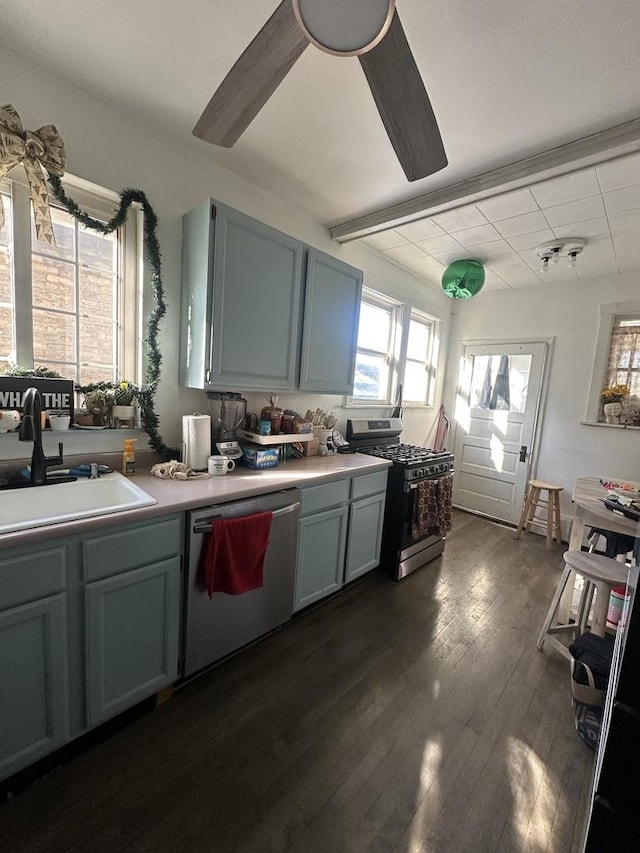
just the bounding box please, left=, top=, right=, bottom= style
left=82, top=387, right=111, bottom=426
left=600, top=383, right=629, bottom=424
left=111, top=381, right=139, bottom=428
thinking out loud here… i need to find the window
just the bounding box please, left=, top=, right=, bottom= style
left=403, top=309, right=438, bottom=405
left=351, top=288, right=439, bottom=406
left=603, top=316, right=640, bottom=397
left=352, top=289, right=401, bottom=403
left=0, top=174, right=141, bottom=385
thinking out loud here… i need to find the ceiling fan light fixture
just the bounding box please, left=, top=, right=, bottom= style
left=292, top=0, right=396, bottom=56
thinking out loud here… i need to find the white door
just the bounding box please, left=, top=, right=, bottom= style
left=452, top=341, right=547, bottom=524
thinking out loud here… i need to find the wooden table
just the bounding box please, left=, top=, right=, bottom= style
left=569, top=477, right=640, bottom=551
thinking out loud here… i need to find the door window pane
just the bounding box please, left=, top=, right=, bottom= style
left=470, top=354, right=532, bottom=413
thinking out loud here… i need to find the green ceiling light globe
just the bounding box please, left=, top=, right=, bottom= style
left=441, top=259, right=485, bottom=299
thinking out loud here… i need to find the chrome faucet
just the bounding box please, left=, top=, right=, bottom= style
left=18, top=386, right=67, bottom=486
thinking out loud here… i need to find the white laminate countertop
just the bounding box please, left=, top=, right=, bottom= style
left=0, top=453, right=391, bottom=550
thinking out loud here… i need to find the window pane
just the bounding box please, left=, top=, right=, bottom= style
left=32, top=256, right=76, bottom=311
left=79, top=225, right=116, bottom=273
left=79, top=315, right=115, bottom=371
left=33, top=308, right=76, bottom=363
left=469, top=353, right=532, bottom=413
left=34, top=360, right=76, bottom=381
left=357, top=302, right=390, bottom=353
left=0, top=306, right=13, bottom=360
left=79, top=267, right=115, bottom=319
left=31, top=206, right=75, bottom=261
left=0, top=192, right=12, bottom=249
left=407, top=319, right=429, bottom=360
left=78, top=364, right=114, bottom=386
left=404, top=360, right=428, bottom=402
left=354, top=352, right=389, bottom=399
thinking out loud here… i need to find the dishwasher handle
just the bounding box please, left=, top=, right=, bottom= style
left=192, top=502, right=300, bottom=535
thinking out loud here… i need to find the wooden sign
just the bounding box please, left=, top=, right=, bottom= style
left=0, top=377, right=75, bottom=418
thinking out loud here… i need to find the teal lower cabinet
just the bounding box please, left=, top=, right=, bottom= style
left=0, top=593, right=69, bottom=780
left=0, top=513, right=183, bottom=782
left=85, top=557, right=181, bottom=727
left=294, top=468, right=388, bottom=612
left=345, top=491, right=386, bottom=582
left=295, top=506, right=349, bottom=611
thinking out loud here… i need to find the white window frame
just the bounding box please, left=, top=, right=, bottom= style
left=348, top=286, right=402, bottom=406
left=401, top=307, right=439, bottom=408
left=0, top=170, right=142, bottom=385
left=585, top=299, right=640, bottom=424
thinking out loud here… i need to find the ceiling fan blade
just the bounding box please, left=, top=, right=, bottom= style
left=193, top=1, right=309, bottom=147
left=359, top=10, right=447, bottom=181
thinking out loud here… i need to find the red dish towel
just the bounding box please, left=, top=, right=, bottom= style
left=204, top=512, right=273, bottom=597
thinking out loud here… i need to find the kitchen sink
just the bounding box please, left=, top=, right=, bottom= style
left=0, top=472, right=157, bottom=535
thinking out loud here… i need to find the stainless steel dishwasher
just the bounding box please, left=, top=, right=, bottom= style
left=182, top=488, right=300, bottom=678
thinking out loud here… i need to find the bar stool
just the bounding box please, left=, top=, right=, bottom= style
left=537, top=551, right=629, bottom=659
left=515, top=479, right=563, bottom=549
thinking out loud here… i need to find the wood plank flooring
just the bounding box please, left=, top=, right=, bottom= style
left=0, top=511, right=593, bottom=852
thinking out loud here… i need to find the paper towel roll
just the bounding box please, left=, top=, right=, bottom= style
left=182, top=413, right=211, bottom=471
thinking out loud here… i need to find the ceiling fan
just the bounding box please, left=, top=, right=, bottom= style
left=192, top=0, right=447, bottom=182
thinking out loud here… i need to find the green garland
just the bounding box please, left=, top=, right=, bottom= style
left=48, top=176, right=177, bottom=459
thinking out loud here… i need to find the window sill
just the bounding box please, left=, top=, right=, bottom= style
left=579, top=421, right=640, bottom=430
left=0, top=428, right=149, bottom=461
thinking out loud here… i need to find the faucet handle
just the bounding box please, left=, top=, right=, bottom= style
left=58, top=442, right=64, bottom=459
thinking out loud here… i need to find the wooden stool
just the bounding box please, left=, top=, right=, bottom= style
left=515, top=479, right=563, bottom=549
left=536, top=551, right=629, bottom=659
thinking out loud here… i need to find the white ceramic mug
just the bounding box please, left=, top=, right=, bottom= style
left=208, top=455, right=236, bottom=475
left=0, top=410, right=21, bottom=433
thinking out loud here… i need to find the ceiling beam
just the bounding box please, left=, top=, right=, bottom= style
left=329, top=118, right=640, bottom=242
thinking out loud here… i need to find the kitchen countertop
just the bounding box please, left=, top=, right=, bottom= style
left=0, top=453, right=391, bottom=550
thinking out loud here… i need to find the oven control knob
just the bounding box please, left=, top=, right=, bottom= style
left=416, top=468, right=423, bottom=479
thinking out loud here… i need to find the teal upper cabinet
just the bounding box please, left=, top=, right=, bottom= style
left=180, top=199, right=304, bottom=390
left=180, top=200, right=363, bottom=393
left=299, top=249, right=363, bottom=394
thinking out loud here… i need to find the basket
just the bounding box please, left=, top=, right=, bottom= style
left=570, top=657, right=606, bottom=707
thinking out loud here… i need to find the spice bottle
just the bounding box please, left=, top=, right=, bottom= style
left=122, top=438, right=137, bottom=476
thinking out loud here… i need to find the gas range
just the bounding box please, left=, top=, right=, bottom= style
left=357, top=444, right=454, bottom=482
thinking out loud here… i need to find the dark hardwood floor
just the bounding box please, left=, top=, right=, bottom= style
left=1, top=511, right=593, bottom=852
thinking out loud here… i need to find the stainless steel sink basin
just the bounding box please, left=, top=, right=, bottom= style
left=0, top=473, right=157, bottom=535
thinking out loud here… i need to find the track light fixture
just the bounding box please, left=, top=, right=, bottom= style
left=535, top=239, right=586, bottom=274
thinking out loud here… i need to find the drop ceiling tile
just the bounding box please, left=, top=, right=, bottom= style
left=553, top=218, right=609, bottom=239
left=500, top=272, right=542, bottom=289
left=609, top=209, right=640, bottom=233
left=494, top=211, right=549, bottom=238
left=363, top=230, right=409, bottom=250
left=596, top=152, right=640, bottom=192
left=488, top=256, right=534, bottom=278
left=542, top=195, right=605, bottom=227
left=401, top=255, right=445, bottom=275
left=481, top=270, right=510, bottom=292
left=432, top=205, right=488, bottom=232
left=431, top=248, right=473, bottom=265
left=416, top=234, right=465, bottom=255
left=395, top=219, right=446, bottom=242
left=530, top=170, right=601, bottom=207
left=618, top=256, right=640, bottom=274
left=451, top=224, right=501, bottom=247
left=506, top=229, right=556, bottom=251
left=467, top=240, right=513, bottom=261
left=382, top=243, right=429, bottom=263
left=604, top=185, right=640, bottom=215
left=476, top=189, right=539, bottom=222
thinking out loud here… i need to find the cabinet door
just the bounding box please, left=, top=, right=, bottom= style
left=210, top=204, right=304, bottom=389
left=0, top=594, right=68, bottom=780
left=295, top=506, right=348, bottom=611
left=299, top=248, right=363, bottom=393
left=85, top=557, right=181, bottom=727
left=345, top=492, right=386, bottom=582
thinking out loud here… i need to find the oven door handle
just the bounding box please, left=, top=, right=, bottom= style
left=192, top=502, right=300, bottom=534
left=404, top=472, right=454, bottom=492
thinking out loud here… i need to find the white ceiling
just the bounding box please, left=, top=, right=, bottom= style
left=1, top=1, right=640, bottom=292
